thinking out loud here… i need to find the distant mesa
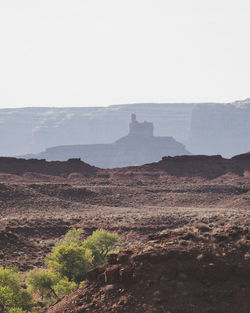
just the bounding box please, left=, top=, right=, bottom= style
left=22, top=114, right=190, bottom=168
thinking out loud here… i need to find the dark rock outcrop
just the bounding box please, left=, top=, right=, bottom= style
left=0, top=157, right=97, bottom=177
left=146, top=152, right=250, bottom=178
left=1, top=152, right=250, bottom=180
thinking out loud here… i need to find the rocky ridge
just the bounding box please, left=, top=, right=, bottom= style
left=2, top=152, right=250, bottom=179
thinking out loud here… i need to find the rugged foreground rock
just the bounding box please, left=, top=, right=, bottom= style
left=44, top=222, right=250, bottom=313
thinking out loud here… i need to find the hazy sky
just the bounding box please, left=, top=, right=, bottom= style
left=0, top=0, right=250, bottom=108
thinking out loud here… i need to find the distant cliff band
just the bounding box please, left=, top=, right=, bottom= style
left=1, top=99, right=250, bottom=159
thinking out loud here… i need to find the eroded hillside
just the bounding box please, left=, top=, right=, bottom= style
left=0, top=154, right=249, bottom=312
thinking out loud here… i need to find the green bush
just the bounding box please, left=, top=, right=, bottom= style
left=26, top=268, right=78, bottom=302
left=0, top=266, right=21, bottom=290
left=0, top=267, right=31, bottom=312
left=9, top=308, right=27, bottom=313
left=0, top=229, right=119, bottom=310
left=26, top=269, right=59, bottom=300
left=56, top=228, right=83, bottom=246
left=46, top=243, right=93, bottom=284
left=82, top=229, right=120, bottom=266
left=46, top=228, right=119, bottom=283
left=53, top=278, right=77, bottom=298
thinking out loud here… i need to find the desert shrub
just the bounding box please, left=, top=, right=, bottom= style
left=78, top=280, right=86, bottom=288
left=82, top=229, right=120, bottom=266
left=0, top=229, right=119, bottom=311
left=9, top=308, right=27, bottom=313
left=55, top=228, right=83, bottom=246
left=46, top=228, right=119, bottom=283
left=26, top=269, right=59, bottom=300
left=46, top=243, right=93, bottom=284
left=26, top=268, right=77, bottom=302
left=0, top=267, right=31, bottom=312
left=53, top=278, right=77, bottom=298
left=0, top=266, right=21, bottom=290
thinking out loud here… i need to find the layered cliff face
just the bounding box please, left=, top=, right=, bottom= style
left=23, top=115, right=190, bottom=168
left=1, top=99, right=250, bottom=159
left=187, top=99, right=250, bottom=157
